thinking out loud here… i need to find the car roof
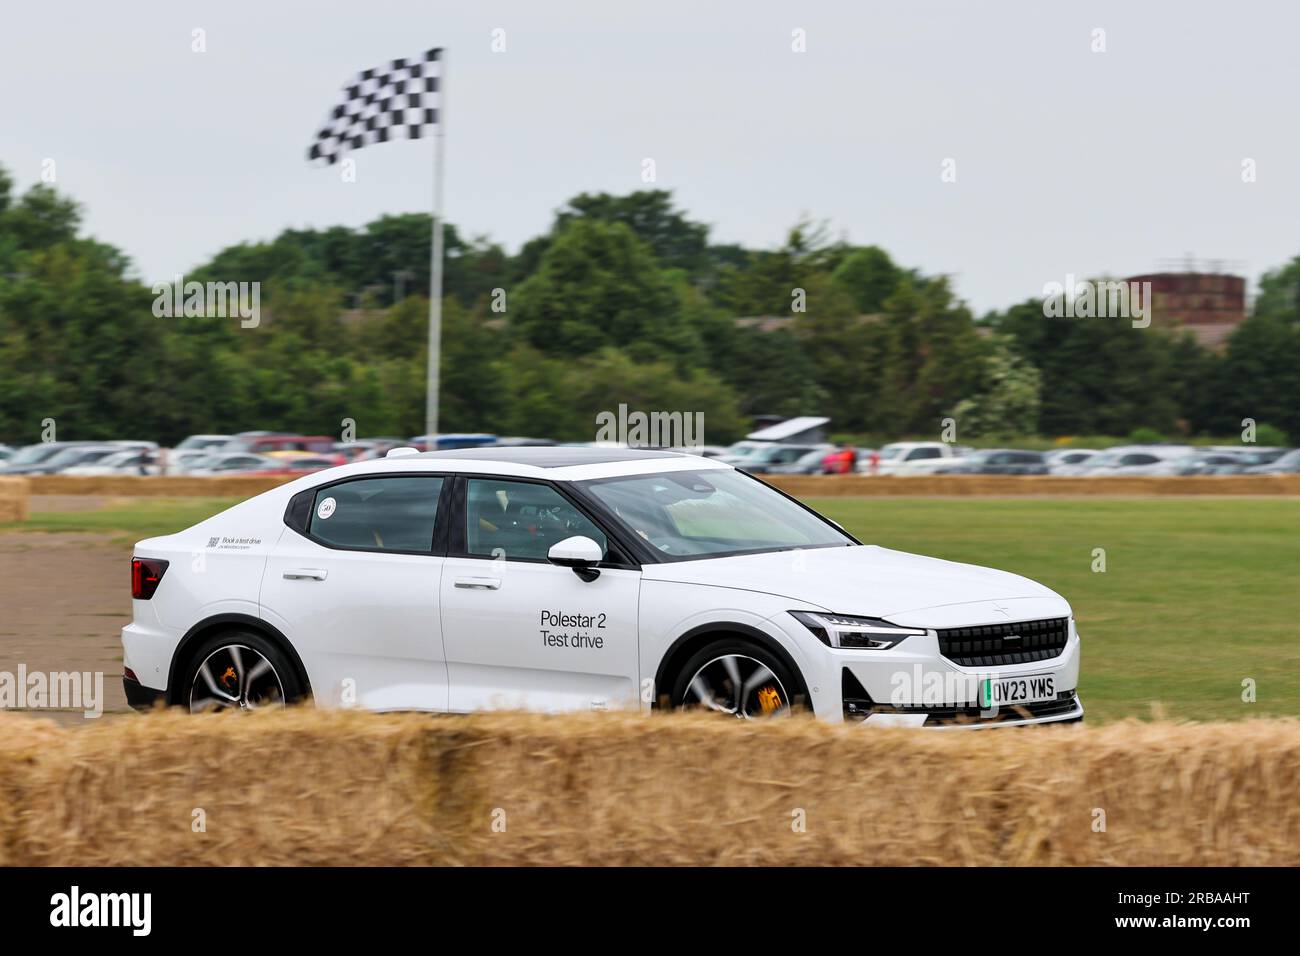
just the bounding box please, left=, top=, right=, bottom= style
left=267, top=445, right=733, bottom=490
left=415, top=446, right=698, bottom=468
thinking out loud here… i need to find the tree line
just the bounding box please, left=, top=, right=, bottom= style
left=0, top=165, right=1296, bottom=446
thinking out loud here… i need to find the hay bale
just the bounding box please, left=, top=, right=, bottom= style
left=0, top=710, right=1296, bottom=865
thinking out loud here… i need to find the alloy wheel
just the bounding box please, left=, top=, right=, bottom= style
left=189, top=644, right=285, bottom=713
left=685, top=653, right=789, bottom=718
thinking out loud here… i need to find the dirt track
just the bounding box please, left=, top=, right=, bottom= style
left=0, top=531, right=132, bottom=722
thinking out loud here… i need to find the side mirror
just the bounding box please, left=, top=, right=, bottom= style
left=547, top=535, right=603, bottom=582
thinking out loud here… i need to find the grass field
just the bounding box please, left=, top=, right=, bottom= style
left=811, top=497, right=1300, bottom=722
left=5, top=495, right=1297, bottom=722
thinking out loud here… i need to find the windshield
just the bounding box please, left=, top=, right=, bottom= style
left=96, top=450, right=140, bottom=467
left=1087, top=451, right=1125, bottom=466
left=581, top=468, right=854, bottom=560
left=177, top=436, right=227, bottom=450
left=8, top=444, right=64, bottom=465
left=46, top=447, right=113, bottom=467
left=723, top=442, right=765, bottom=459
left=749, top=445, right=794, bottom=463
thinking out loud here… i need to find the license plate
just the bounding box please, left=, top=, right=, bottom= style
left=980, top=674, right=1055, bottom=708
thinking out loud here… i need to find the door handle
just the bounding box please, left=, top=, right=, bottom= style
left=283, top=568, right=328, bottom=581
left=454, top=576, right=501, bottom=590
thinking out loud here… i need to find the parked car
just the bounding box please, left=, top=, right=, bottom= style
left=1150, top=451, right=1254, bottom=476
left=494, top=436, right=560, bottom=448
left=1076, top=446, right=1194, bottom=476
left=935, top=449, right=1048, bottom=475
left=62, top=448, right=161, bottom=476
left=716, top=440, right=773, bottom=466
left=173, top=434, right=232, bottom=452
left=1045, top=449, right=1100, bottom=475
left=858, top=441, right=968, bottom=476
left=164, top=450, right=226, bottom=474
left=4, top=444, right=126, bottom=475
left=188, top=453, right=281, bottom=476
left=250, top=452, right=341, bottom=474
left=662, top=445, right=728, bottom=459
left=1245, top=448, right=1300, bottom=474
left=1227, top=447, right=1288, bottom=467
left=742, top=443, right=835, bottom=474
left=409, top=433, right=497, bottom=451
left=226, top=434, right=338, bottom=455
left=754, top=445, right=840, bottom=475
left=2, top=441, right=98, bottom=473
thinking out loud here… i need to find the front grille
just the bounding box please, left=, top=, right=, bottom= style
left=935, top=617, right=1069, bottom=667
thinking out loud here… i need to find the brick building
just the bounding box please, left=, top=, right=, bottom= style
left=1126, top=272, right=1246, bottom=349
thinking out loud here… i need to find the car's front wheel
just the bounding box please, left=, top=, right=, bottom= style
left=181, top=630, right=305, bottom=713
left=670, top=638, right=804, bottom=718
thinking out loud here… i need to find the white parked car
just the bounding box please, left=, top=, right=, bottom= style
left=122, top=448, right=1082, bottom=727
left=174, top=434, right=233, bottom=452
left=1044, top=449, right=1100, bottom=475
left=858, top=441, right=968, bottom=476
left=62, top=448, right=160, bottom=476
left=1077, top=446, right=1195, bottom=476
left=187, top=452, right=278, bottom=476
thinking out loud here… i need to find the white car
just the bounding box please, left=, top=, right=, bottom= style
left=61, top=448, right=160, bottom=476
left=1077, top=446, right=1195, bottom=476
left=858, top=441, right=970, bottom=476
left=122, top=448, right=1083, bottom=727
left=1044, top=449, right=1100, bottom=475
left=174, top=434, right=233, bottom=452
left=186, top=452, right=278, bottom=476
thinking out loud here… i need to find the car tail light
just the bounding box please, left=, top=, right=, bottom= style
left=131, top=557, right=169, bottom=599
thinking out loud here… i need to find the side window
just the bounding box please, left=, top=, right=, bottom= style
left=309, top=476, right=444, bottom=552
left=465, top=479, right=606, bottom=562
left=909, top=447, right=942, bottom=460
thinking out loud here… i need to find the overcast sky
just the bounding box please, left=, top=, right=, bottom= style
left=3, top=0, right=1296, bottom=313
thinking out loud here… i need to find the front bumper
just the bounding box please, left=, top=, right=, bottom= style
left=772, top=608, right=1083, bottom=726
left=848, top=685, right=1085, bottom=729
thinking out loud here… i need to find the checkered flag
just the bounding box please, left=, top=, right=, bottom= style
left=307, top=48, right=442, bottom=166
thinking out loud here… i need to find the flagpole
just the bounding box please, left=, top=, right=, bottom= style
left=424, top=49, right=446, bottom=440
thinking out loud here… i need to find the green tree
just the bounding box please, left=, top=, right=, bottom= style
left=949, top=336, right=1042, bottom=437
left=830, top=245, right=902, bottom=314
left=510, top=218, right=687, bottom=357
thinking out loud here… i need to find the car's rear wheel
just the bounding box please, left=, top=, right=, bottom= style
left=670, top=638, right=803, bottom=718
left=182, top=630, right=305, bottom=713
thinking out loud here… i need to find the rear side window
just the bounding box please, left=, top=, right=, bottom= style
left=908, top=447, right=942, bottom=460
left=309, top=476, right=444, bottom=552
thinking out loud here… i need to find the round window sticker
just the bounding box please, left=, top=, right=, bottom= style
left=316, top=496, right=337, bottom=520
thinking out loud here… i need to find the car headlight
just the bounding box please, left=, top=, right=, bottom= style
left=789, top=611, right=926, bottom=649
